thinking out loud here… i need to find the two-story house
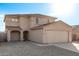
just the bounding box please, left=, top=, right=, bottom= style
left=4, top=14, right=72, bottom=43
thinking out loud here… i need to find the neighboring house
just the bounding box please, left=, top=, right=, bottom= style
left=72, top=25, right=79, bottom=41
left=4, top=14, right=72, bottom=43
left=0, top=32, right=7, bottom=42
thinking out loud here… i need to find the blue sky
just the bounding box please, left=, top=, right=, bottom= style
left=0, top=3, right=79, bottom=31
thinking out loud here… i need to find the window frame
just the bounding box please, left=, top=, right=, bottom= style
left=11, top=18, right=18, bottom=22
left=36, top=17, right=39, bottom=24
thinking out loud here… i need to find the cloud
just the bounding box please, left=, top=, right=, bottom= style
left=52, top=0, right=79, bottom=3
left=0, top=15, right=5, bottom=31
left=0, top=15, right=4, bottom=17
left=0, top=15, right=4, bottom=18
left=48, top=0, right=78, bottom=17
left=1, top=0, right=79, bottom=3
left=49, top=3, right=75, bottom=17
left=48, top=1, right=77, bottom=25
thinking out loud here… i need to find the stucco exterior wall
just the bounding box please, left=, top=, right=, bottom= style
left=68, top=31, right=72, bottom=42
left=43, top=21, right=72, bottom=31
left=43, top=21, right=72, bottom=43
left=4, top=14, right=73, bottom=43
left=5, top=16, right=19, bottom=26
left=5, top=16, right=30, bottom=31
left=19, top=16, right=30, bottom=30
left=30, top=16, right=55, bottom=28
left=30, top=17, right=37, bottom=28
left=29, top=29, right=43, bottom=43
left=5, top=14, right=56, bottom=32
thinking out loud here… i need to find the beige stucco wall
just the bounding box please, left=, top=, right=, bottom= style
left=5, top=16, right=19, bottom=26
left=69, top=31, right=72, bottom=42
left=43, top=21, right=72, bottom=43
left=29, top=29, right=43, bottom=43
left=19, top=16, right=30, bottom=30
left=28, top=21, right=72, bottom=43
left=5, top=15, right=56, bottom=31
left=5, top=16, right=30, bottom=31
left=4, top=14, right=57, bottom=42
left=29, top=16, right=55, bottom=28
left=43, top=21, right=72, bottom=31
left=29, top=16, right=37, bottom=28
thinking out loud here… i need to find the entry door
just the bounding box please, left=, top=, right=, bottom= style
left=11, top=31, right=20, bottom=41
left=23, top=31, right=28, bottom=41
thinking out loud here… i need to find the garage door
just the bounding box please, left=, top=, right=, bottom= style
left=45, top=31, right=69, bottom=43
left=11, top=31, right=20, bottom=41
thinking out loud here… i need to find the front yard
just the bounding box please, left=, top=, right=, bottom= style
left=0, top=41, right=79, bottom=56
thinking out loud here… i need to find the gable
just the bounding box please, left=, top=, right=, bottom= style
left=44, top=21, right=72, bottom=31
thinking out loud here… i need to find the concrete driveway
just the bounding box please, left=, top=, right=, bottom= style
left=53, top=41, right=79, bottom=53
left=0, top=41, right=79, bottom=56
left=35, top=41, right=79, bottom=53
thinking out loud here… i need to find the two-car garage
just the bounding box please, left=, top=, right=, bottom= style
left=29, top=20, right=72, bottom=43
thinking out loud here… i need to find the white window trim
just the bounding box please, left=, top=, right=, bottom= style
left=11, top=18, right=18, bottom=22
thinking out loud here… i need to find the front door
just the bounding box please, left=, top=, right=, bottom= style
left=11, top=31, right=20, bottom=41
left=23, top=31, right=28, bottom=41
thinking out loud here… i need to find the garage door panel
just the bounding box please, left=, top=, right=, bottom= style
left=45, top=31, right=68, bottom=43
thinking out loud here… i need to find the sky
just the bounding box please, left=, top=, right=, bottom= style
left=0, top=3, right=50, bottom=31
left=0, top=3, right=79, bottom=31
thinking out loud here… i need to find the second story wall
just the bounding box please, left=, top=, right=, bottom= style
left=19, top=16, right=30, bottom=30
left=5, top=14, right=56, bottom=30
left=29, top=16, right=56, bottom=28
left=5, top=15, right=30, bottom=31
left=5, top=16, right=19, bottom=27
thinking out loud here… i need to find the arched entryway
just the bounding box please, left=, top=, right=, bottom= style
left=23, top=31, right=28, bottom=41
left=11, top=30, right=20, bottom=42
left=72, top=34, right=76, bottom=41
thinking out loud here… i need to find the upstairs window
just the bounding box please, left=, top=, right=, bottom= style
left=36, top=18, right=39, bottom=24
left=11, top=18, right=18, bottom=22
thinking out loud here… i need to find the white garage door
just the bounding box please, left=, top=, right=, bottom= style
left=45, top=31, right=69, bottom=43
